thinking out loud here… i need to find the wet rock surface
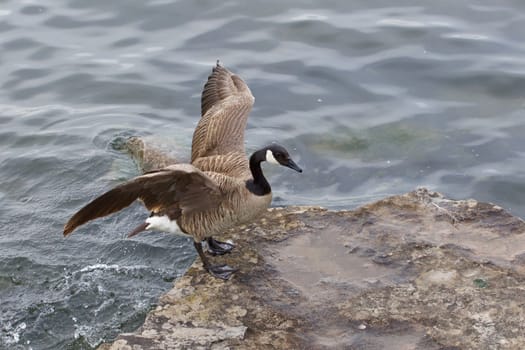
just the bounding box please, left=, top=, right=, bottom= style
left=99, top=188, right=525, bottom=350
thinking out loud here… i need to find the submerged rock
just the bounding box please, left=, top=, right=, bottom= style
left=99, top=187, right=525, bottom=349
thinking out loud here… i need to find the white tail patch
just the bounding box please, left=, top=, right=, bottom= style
left=265, top=149, right=279, bottom=165
left=145, top=215, right=181, bottom=234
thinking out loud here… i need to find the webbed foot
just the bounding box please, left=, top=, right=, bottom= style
left=207, top=237, right=235, bottom=256
left=207, top=264, right=238, bottom=280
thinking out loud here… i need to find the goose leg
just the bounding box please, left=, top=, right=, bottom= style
left=206, top=237, right=235, bottom=256
left=193, top=242, right=238, bottom=280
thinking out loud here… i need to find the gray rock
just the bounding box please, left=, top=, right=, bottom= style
left=98, top=141, right=525, bottom=349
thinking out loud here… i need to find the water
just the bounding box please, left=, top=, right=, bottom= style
left=1, top=0, right=525, bottom=348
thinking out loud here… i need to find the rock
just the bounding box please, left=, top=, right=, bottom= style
left=99, top=188, right=525, bottom=350
left=98, top=140, right=525, bottom=349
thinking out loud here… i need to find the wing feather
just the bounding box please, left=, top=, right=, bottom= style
left=63, top=164, right=222, bottom=236
left=192, top=63, right=254, bottom=162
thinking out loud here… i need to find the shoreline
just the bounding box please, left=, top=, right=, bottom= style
left=99, top=189, right=525, bottom=349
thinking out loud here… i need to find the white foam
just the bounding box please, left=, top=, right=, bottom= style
left=79, top=264, right=121, bottom=273
left=2, top=322, right=26, bottom=345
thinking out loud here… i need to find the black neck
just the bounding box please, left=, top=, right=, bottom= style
left=246, top=149, right=271, bottom=196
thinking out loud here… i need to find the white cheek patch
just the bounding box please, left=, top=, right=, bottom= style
left=266, top=149, right=279, bottom=165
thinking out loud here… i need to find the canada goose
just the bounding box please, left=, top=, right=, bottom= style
left=64, top=62, right=302, bottom=280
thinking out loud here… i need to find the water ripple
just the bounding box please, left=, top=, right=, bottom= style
left=1, top=0, right=525, bottom=348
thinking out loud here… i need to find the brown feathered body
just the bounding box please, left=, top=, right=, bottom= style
left=176, top=155, right=272, bottom=242
left=64, top=63, right=272, bottom=242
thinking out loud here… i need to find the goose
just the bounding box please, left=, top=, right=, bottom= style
left=64, top=62, right=302, bottom=280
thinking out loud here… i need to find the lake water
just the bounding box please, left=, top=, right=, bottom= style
left=1, top=1, right=525, bottom=348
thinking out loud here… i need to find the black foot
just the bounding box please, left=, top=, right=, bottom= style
left=207, top=237, right=235, bottom=256
left=207, top=264, right=238, bottom=280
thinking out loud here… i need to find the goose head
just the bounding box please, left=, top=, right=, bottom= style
left=264, top=144, right=302, bottom=173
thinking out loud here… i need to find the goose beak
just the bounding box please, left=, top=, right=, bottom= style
left=285, top=159, right=302, bottom=173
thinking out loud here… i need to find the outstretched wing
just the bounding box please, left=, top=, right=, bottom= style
left=191, top=62, right=255, bottom=162
left=63, top=164, right=222, bottom=236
